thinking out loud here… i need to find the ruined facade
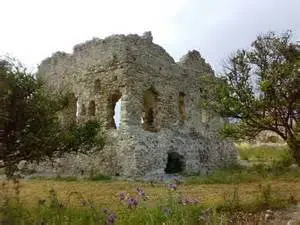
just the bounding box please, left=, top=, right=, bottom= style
left=37, top=32, right=237, bottom=178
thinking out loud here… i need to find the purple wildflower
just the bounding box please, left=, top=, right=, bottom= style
left=169, top=183, right=177, bottom=191
left=183, top=198, right=191, bottom=205
left=136, top=187, right=147, bottom=200
left=106, top=212, right=117, bottom=225
left=119, top=192, right=126, bottom=201
left=127, top=197, right=138, bottom=209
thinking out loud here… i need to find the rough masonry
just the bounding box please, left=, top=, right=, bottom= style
left=36, top=32, right=237, bottom=178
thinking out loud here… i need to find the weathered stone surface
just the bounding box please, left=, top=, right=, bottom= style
left=35, top=32, right=237, bottom=178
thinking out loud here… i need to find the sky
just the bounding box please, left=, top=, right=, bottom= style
left=1, top=0, right=299, bottom=73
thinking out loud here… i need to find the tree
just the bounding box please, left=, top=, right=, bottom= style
left=201, top=31, right=300, bottom=164
left=0, top=58, right=103, bottom=177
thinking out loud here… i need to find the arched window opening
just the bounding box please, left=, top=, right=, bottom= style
left=142, top=87, right=159, bottom=132
left=107, top=91, right=122, bottom=129
left=76, top=99, right=80, bottom=118
left=61, top=92, right=77, bottom=127
left=80, top=104, right=86, bottom=116
left=94, top=79, right=101, bottom=94
left=165, top=152, right=185, bottom=174
left=88, top=100, right=96, bottom=116
left=114, top=98, right=121, bottom=129
left=179, top=92, right=187, bottom=121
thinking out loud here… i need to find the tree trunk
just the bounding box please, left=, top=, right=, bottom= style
left=287, top=136, right=300, bottom=166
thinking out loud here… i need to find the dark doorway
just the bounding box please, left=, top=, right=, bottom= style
left=165, top=152, right=184, bottom=174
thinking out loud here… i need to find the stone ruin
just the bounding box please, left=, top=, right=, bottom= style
left=36, top=32, right=237, bottom=178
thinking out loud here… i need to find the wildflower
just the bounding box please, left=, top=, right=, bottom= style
left=182, top=198, right=191, bottom=205
left=127, top=197, right=138, bottom=209
left=169, top=183, right=177, bottom=191
left=106, top=212, right=117, bottom=225
left=136, top=187, right=143, bottom=193
left=136, top=187, right=148, bottom=200
left=119, top=192, right=126, bottom=201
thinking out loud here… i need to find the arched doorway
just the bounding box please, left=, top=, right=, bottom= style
left=165, top=152, right=185, bottom=174
left=107, top=91, right=122, bottom=129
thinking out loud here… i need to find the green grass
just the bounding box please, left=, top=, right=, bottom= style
left=1, top=143, right=299, bottom=224
left=1, top=182, right=296, bottom=225
left=30, top=174, right=112, bottom=182
left=88, top=174, right=112, bottom=181
left=185, top=143, right=298, bottom=185
left=236, top=143, right=293, bottom=165
left=185, top=164, right=300, bottom=185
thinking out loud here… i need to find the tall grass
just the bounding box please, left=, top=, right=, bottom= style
left=1, top=144, right=299, bottom=224
left=0, top=178, right=297, bottom=225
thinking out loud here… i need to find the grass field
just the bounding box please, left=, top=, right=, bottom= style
left=5, top=179, right=300, bottom=208
left=236, top=143, right=292, bottom=165
left=1, top=144, right=300, bottom=224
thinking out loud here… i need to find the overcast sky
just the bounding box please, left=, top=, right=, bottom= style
left=1, top=0, right=299, bottom=73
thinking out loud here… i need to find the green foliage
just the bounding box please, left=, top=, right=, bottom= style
left=200, top=31, right=300, bottom=164
left=0, top=57, right=104, bottom=177
left=88, top=174, right=112, bottom=181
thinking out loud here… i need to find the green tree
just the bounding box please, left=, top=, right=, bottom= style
left=0, top=58, right=103, bottom=177
left=201, top=31, right=300, bottom=164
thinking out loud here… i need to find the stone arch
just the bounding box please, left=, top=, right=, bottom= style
left=60, top=92, right=77, bottom=127
left=107, top=91, right=122, bottom=129
left=179, top=92, right=187, bottom=121
left=165, top=152, right=185, bottom=174
left=88, top=100, right=96, bottom=116
left=114, top=98, right=121, bottom=129
left=142, top=87, right=159, bottom=132
left=94, top=79, right=101, bottom=94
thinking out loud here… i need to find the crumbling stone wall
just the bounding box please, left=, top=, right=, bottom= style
left=36, top=32, right=237, bottom=178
